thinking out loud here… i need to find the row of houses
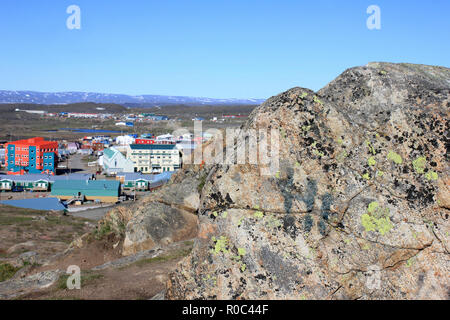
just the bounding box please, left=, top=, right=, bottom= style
left=0, top=172, right=173, bottom=203
left=0, top=173, right=94, bottom=192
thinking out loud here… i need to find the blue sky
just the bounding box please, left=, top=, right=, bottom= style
left=0, top=0, right=449, bottom=99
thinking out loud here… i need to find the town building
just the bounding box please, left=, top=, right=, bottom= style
left=116, top=171, right=175, bottom=191
left=0, top=173, right=93, bottom=192
left=135, top=138, right=155, bottom=145
left=5, top=137, right=58, bottom=175
left=116, top=173, right=153, bottom=190
left=51, top=180, right=121, bottom=203
left=100, top=147, right=135, bottom=175
left=126, top=144, right=181, bottom=173
left=115, top=135, right=135, bottom=145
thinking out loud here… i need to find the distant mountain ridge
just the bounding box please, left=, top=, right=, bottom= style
left=0, top=90, right=265, bottom=106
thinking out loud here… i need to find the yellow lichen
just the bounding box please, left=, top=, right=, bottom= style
left=387, top=151, right=403, bottom=164
left=412, top=156, right=427, bottom=174
left=425, top=171, right=438, bottom=181
left=361, top=201, right=393, bottom=236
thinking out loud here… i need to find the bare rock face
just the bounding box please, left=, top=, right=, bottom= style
left=103, top=169, right=201, bottom=256
left=166, top=62, right=449, bottom=300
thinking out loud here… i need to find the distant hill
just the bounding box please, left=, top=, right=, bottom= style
left=0, top=90, right=265, bottom=106
left=0, top=102, right=127, bottom=114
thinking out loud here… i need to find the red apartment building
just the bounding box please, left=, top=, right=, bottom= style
left=5, top=137, right=58, bottom=175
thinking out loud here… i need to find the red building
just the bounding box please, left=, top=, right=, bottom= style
left=135, top=138, right=156, bottom=145
left=5, top=137, right=58, bottom=175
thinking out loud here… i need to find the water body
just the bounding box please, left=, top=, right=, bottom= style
left=55, top=128, right=123, bottom=133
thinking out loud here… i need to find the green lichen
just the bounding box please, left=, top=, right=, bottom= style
left=412, top=156, right=427, bottom=174
left=313, top=149, right=324, bottom=157
left=222, top=211, right=228, bottom=218
left=275, top=171, right=280, bottom=179
left=254, top=211, right=264, bottom=219
left=367, top=156, right=376, bottom=166
left=336, top=151, right=348, bottom=162
left=379, top=70, right=387, bottom=75
left=302, top=125, right=311, bottom=132
left=365, top=140, right=376, bottom=155
left=377, top=171, right=384, bottom=177
left=237, top=217, right=245, bottom=227
left=313, top=96, right=323, bottom=105
left=362, top=173, right=370, bottom=180
left=337, top=138, right=344, bottom=145
left=425, top=171, right=438, bottom=181
left=300, top=92, right=308, bottom=99
left=406, top=257, right=415, bottom=267
left=240, top=264, right=247, bottom=272
left=237, top=248, right=246, bottom=256
left=387, top=151, right=403, bottom=164
left=361, top=201, right=393, bottom=236
left=213, top=236, right=229, bottom=255
left=212, top=211, right=218, bottom=217
left=266, top=215, right=282, bottom=229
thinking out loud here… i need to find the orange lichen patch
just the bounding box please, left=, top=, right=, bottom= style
left=198, top=223, right=217, bottom=239
left=436, top=177, right=450, bottom=209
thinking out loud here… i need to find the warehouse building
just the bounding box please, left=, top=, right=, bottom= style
left=50, top=180, right=121, bottom=203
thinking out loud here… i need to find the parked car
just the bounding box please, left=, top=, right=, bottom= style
left=12, top=186, right=24, bottom=192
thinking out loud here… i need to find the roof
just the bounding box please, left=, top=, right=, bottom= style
left=129, top=144, right=176, bottom=150
left=119, top=173, right=153, bottom=181
left=52, top=180, right=120, bottom=191
left=0, top=197, right=67, bottom=211
left=6, top=137, right=58, bottom=147
left=0, top=173, right=92, bottom=182
left=103, top=148, right=117, bottom=159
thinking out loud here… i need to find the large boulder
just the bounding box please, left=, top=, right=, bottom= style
left=103, top=169, right=201, bottom=256
left=166, top=62, right=449, bottom=299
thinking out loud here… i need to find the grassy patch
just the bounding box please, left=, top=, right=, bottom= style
left=57, top=272, right=104, bottom=290
left=197, top=173, right=207, bottom=193
left=0, top=263, right=21, bottom=282
left=92, top=221, right=113, bottom=240
left=133, top=247, right=193, bottom=268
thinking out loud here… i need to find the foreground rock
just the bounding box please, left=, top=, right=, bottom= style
left=103, top=170, right=200, bottom=256
left=164, top=62, right=449, bottom=299
left=0, top=270, right=61, bottom=300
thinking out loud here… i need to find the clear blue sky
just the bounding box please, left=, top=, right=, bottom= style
left=0, top=0, right=449, bottom=99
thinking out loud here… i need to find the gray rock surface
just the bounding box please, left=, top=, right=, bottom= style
left=0, top=270, right=61, bottom=300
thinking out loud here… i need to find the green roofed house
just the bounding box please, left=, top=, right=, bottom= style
left=51, top=180, right=121, bottom=203
left=116, top=173, right=152, bottom=190
left=100, top=147, right=134, bottom=175
left=0, top=177, right=13, bottom=191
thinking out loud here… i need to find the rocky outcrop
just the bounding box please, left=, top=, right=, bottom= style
left=103, top=169, right=200, bottom=256
left=0, top=270, right=61, bottom=300
left=165, top=62, right=449, bottom=299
